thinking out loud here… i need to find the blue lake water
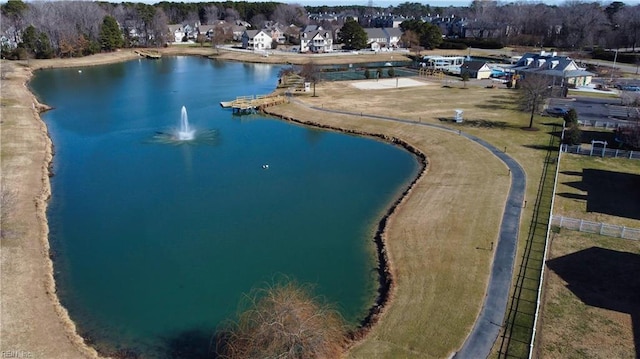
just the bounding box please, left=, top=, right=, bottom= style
left=30, top=57, right=419, bottom=358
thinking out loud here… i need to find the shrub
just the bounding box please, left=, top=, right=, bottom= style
left=563, top=108, right=578, bottom=126
left=216, top=281, right=347, bottom=359
left=443, top=38, right=503, bottom=49
left=438, top=41, right=468, bottom=50
left=388, top=67, right=395, bottom=77
left=564, top=124, right=582, bottom=145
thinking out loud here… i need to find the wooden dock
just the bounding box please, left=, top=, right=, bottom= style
left=135, top=50, right=161, bottom=59
left=220, top=94, right=287, bottom=113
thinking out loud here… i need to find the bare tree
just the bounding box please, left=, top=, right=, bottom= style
left=300, top=61, right=321, bottom=97
left=203, top=5, right=219, bottom=25
left=613, top=5, right=640, bottom=51
left=250, top=14, right=267, bottom=30
left=216, top=281, right=347, bottom=359
left=518, top=75, right=552, bottom=129
left=224, top=8, right=240, bottom=24
left=558, top=2, right=609, bottom=49
left=212, top=23, right=233, bottom=51
left=149, top=8, right=169, bottom=47
left=271, top=4, right=307, bottom=27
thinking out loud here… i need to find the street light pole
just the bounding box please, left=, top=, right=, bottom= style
left=610, top=48, right=618, bottom=83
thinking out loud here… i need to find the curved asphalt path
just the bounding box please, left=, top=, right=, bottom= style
left=289, top=99, right=526, bottom=359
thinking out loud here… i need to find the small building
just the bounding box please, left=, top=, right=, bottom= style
left=241, top=30, right=273, bottom=50
left=461, top=61, right=492, bottom=79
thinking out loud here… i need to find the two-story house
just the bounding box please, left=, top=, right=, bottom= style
left=242, top=30, right=273, bottom=50
left=168, top=25, right=185, bottom=43
left=364, top=27, right=403, bottom=50
left=300, top=25, right=333, bottom=53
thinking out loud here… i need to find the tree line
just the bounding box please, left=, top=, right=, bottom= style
left=2, top=0, right=640, bottom=60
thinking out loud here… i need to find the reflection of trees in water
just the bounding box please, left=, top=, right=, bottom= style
left=304, top=128, right=327, bottom=146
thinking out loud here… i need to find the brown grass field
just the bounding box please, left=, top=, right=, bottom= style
left=554, top=153, right=640, bottom=228
left=537, top=230, right=640, bottom=359
left=1, top=46, right=637, bottom=358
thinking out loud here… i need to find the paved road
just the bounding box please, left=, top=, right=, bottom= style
left=290, top=99, right=526, bottom=359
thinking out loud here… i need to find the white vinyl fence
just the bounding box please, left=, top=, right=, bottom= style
left=561, top=144, right=640, bottom=160
left=551, top=215, right=640, bottom=240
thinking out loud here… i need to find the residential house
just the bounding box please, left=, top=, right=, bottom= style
left=509, top=51, right=594, bottom=87
left=364, top=28, right=387, bottom=50
left=197, top=25, right=216, bottom=40
left=364, top=27, right=404, bottom=50
left=235, top=20, right=251, bottom=28
left=263, top=22, right=287, bottom=44
left=242, top=30, right=272, bottom=50
left=308, top=12, right=338, bottom=22
left=300, top=26, right=333, bottom=53
left=168, top=25, right=185, bottom=43
left=385, top=27, right=403, bottom=48
left=371, top=15, right=406, bottom=28
left=460, top=61, right=492, bottom=79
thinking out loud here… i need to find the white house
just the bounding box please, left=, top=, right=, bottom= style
left=168, top=25, right=185, bottom=43
left=242, top=30, right=272, bottom=50
left=300, top=26, right=333, bottom=53
left=385, top=27, right=403, bottom=48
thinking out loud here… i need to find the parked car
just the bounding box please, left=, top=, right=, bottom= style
left=545, top=107, right=569, bottom=117
left=621, top=85, right=640, bottom=92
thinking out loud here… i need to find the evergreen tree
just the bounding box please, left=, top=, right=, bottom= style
left=400, top=19, right=442, bottom=49
left=18, top=25, right=38, bottom=55
left=36, top=32, right=53, bottom=59
left=337, top=18, right=367, bottom=50
left=99, top=15, right=124, bottom=52
left=563, top=108, right=578, bottom=126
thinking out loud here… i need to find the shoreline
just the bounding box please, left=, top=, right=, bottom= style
left=1, top=62, right=102, bottom=358
left=262, top=111, right=430, bottom=342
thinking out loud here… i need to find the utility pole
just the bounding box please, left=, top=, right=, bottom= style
left=610, top=48, right=618, bottom=83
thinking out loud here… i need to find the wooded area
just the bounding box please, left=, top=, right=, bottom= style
left=1, top=0, right=639, bottom=60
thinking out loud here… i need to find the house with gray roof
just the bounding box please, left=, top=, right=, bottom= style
left=242, top=30, right=272, bottom=50
left=363, top=27, right=404, bottom=50
left=300, top=26, right=333, bottom=53
left=509, top=51, right=594, bottom=87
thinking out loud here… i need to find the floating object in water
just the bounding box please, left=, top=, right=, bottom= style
left=262, top=164, right=269, bottom=169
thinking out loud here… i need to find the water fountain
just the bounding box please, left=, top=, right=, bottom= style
left=150, top=106, right=219, bottom=146
left=176, top=106, right=195, bottom=141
